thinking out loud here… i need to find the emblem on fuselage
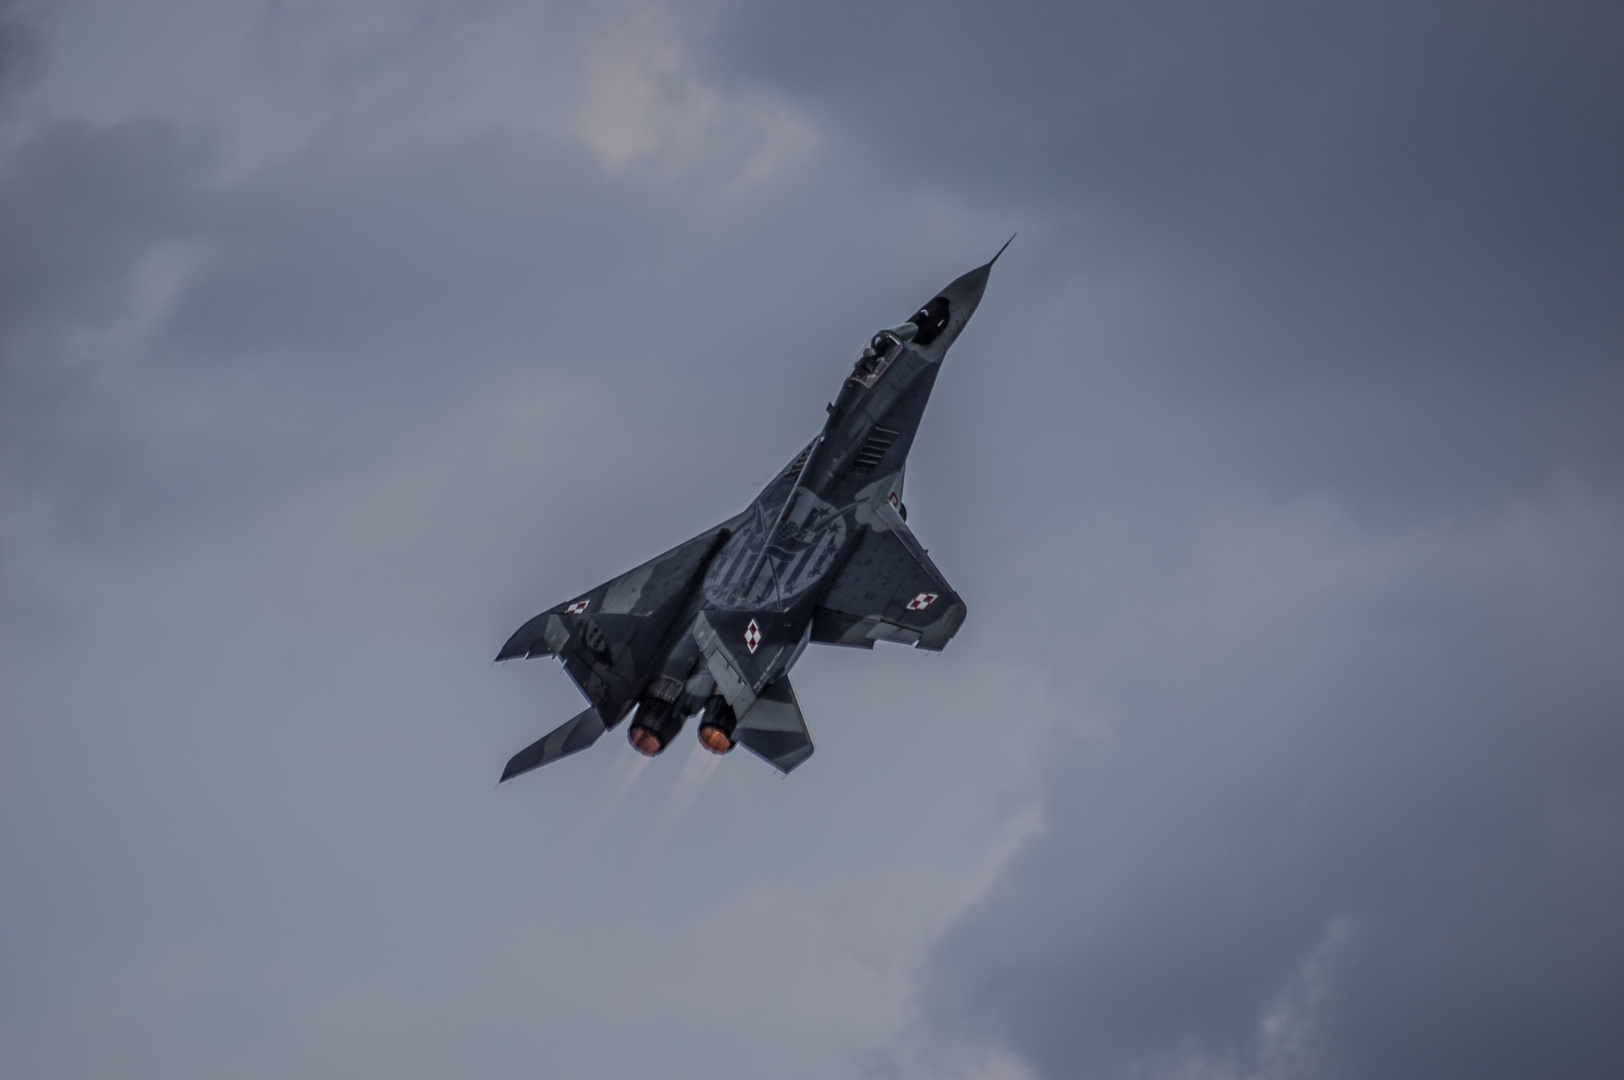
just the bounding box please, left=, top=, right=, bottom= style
left=703, top=493, right=848, bottom=610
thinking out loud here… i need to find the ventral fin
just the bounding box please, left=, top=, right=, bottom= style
left=734, top=678, right=814, bottom=774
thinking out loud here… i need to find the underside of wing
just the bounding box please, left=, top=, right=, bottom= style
left=496, top=524, right=733, bottom=725
left=811, top=501, right=966, bottom=651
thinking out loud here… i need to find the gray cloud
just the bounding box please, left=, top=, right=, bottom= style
left=0, top=115, right=217, bottom=592
left=708, top=0, right=1624, bottom=513
left=0, top=1, right=42, bottom=111
left=698, top=2, right=1624, bottom=1076
left=2, top=3, right=1621, bottom=1079
left=925, top=493, right=1624, bottom=1079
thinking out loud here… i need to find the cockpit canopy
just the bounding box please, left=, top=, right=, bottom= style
left=850, top=330, right=901, bottom=385
left=846, top=296, right=952, bottom=387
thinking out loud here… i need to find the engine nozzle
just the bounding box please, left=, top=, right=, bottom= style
left=627, top=677, right=687, bottom=757
left=696, top=696, right=738, bottom=755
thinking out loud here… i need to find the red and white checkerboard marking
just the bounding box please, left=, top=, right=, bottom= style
left=906, top=592, right=938, bottom=611
left=744, top=619, right=762, bottom=653
left=565, top=599, right=590, bottom=615
left=888, top=491, right=901, bottom=511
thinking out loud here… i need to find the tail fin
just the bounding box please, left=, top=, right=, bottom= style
left=734, top=678, right=814, bottom=774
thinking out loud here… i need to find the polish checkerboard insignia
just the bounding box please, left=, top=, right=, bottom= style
left=906, top=592, right=938, bottom=611
left=888, top=491, right=901, bottom=511
left=744, top=619, right=762, bottom=653
left=565, top=599, right=590, bottom=615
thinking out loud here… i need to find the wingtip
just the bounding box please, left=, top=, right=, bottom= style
left=498, top=753, right=530, bottom=784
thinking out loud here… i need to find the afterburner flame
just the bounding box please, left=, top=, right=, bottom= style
left=628, top=727, right=663, bottom=756
left=697, top=724, right=734, bottom=755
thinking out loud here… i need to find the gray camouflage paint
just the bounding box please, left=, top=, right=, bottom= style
left=494, top=256, right=998, bottom=777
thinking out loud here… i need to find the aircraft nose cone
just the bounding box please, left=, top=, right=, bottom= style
left=928, top=237, right=1009, bottom=348
left=938, top=261, right=993, bottom=321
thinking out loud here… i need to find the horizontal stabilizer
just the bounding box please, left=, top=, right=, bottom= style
left=500, top=706, right=607, bottom=782
left=734, top=678, right=814, bottom=774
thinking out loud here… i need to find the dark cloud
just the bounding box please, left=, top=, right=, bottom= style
left=709, top=0, right=1624, bottom=514
left=704, top=3, right=1624, bottom=1076
left=0, top=119, right=206, bottom=340
left=0, top=0, right=43, bottom=111
left=2, top=4, right=1622, bottom=1080
left=0, top=117, right=213, bottom=578
left=925, top=493, right=1624, bottom=1079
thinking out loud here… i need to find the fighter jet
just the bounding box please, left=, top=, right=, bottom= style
left=495, top=245, right=1006, bottom=780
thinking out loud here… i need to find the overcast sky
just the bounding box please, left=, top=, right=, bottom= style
left=2, top=2, right=1622, bottom=1078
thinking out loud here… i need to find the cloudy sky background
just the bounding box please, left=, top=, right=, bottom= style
left=2, top=2, right=1621, bottom=1078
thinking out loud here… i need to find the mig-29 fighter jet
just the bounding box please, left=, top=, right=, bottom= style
left=495, top=244, right=1006, bottom=780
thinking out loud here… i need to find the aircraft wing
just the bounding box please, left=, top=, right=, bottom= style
left=496, top=524, right=733, bottom=725
left=811, top=500, right=967, bottom=651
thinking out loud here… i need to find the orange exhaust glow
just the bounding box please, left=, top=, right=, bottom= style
left=697, top=724, right=734, bottom=755
left=628, top=727, right=663, bottom=756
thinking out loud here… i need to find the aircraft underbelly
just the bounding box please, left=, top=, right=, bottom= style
left=702, top=493, right=850, bottom=611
